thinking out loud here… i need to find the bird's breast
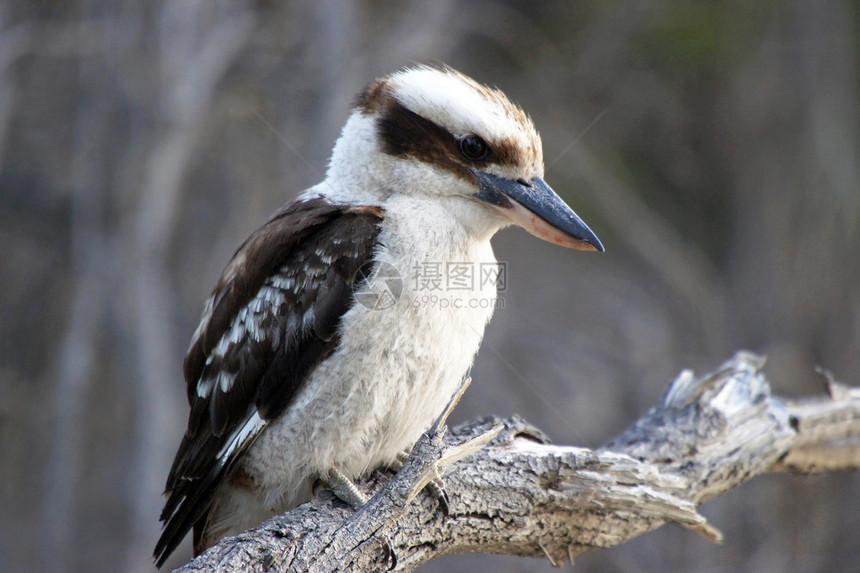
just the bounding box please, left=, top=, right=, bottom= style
left=245, top=198, right=502, bottom=504
left=325, top=219, right=499, bottom=471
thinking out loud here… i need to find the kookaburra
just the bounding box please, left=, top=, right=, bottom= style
left=155, top=65, right=602, bottom=566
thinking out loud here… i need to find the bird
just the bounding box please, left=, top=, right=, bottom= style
left=154, top=64, right=603, bottom=567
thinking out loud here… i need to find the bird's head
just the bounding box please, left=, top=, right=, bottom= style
left=326, top=65, right=603, bottom=252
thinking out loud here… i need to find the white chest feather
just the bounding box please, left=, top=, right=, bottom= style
left=245, top=194, right=500, bottom=508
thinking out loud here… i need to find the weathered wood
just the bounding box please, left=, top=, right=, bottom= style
left=174, top=352, right=860, bottom=572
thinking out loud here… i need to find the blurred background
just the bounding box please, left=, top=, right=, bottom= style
left=2, top=0, right=858, bottom=571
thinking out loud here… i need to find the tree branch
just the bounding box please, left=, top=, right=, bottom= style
left=174, top=351, right=860, bottom=572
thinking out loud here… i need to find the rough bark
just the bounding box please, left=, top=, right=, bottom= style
left=173, top=352, right=860, bottom=572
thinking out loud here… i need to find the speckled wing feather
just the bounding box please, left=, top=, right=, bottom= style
left=154, top=197, right=384, bottom=567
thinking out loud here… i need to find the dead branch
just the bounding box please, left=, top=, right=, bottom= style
left=173, top=351, right=860, bottom=572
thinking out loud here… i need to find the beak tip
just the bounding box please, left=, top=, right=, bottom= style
left=590, top=237, right=605, bottom=253
left=571, top=235, right=604, bottom=252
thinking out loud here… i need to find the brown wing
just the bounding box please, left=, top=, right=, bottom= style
left=154, top=197, right=384, bottom=567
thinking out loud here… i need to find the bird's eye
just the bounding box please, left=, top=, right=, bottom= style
left=459, top=135, right=488, bottom=161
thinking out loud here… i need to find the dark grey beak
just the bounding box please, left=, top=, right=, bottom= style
left=472, top=170, right=604, bottom=252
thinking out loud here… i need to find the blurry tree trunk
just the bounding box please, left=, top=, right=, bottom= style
left=122, top=4, right=255, bottom=570
left=173, top=352, right=860, bottom=572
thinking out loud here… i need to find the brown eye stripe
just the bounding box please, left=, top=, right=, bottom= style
left=376, top=100, right=525, bottom=176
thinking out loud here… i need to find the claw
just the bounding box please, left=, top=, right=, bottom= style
left=391, top=450, right=449, bottom=514
left=381, top=538, right=397, bottom=570
left=424, top=477, right=450, bottom=515
left=326, top=468, right=368, bottom=508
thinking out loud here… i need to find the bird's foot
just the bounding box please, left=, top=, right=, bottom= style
left=388, top=376, right=502, bottom=514
left=325, top=467, right=368, bottom=509
left=390, top=451, right=449, bottom=514
left=403, top=376, right=504, bottom=507
left=382, top=376, right=476, bottom=514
